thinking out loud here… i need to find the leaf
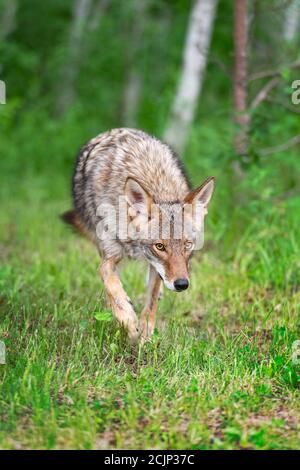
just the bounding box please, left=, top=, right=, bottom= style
left=224, top=426, right=242, bottom=442
left=79, top=320, right=88, bottom=331
left=281, top=67, right=290, bottom=81
left=249, top=429, right=266, bottom=447
left=110, top=342, right=118, bottom=353
left=94, top=311, right=113, bottom=322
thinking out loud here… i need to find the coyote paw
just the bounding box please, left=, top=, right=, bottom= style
left=127, top=325, right=140, bottom=344
left=139, top=320, right=155, bottom=343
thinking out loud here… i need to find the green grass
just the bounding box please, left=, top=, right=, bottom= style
left=0, top=117, right=300, bottom=449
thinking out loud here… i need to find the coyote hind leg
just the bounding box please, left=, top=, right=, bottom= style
left=100, top=258, right=139, bottom=343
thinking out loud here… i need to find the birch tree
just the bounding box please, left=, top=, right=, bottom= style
left=164, top=0, right=218, bottom=155
left=0, top=0, right=18, bottom=41
left=0, top=0, right=18, bottom=74
left=284, top=0, right=299, bottom=42
left=88, top=0, right=109, bottom=31
left=121, top=0, right=148, bottom=127
left=55, top=0, right=93, bottom=116
left=233, top=0, right=249, bottom=158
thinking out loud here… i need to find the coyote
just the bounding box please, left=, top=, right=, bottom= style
left=62, top=128, right=215, bottom=342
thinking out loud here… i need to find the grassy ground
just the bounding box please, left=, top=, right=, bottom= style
left=0, top=120, right=299, bottom=449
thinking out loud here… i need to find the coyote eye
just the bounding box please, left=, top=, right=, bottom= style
left=185, top=241, right=193, bottom=250
left=155, top=243, right=165, bottom=251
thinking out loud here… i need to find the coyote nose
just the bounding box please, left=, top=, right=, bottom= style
left=174, top=278, right=189, bottom=291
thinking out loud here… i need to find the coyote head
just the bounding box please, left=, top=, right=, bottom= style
left=125, top=176, right=215, bottom=291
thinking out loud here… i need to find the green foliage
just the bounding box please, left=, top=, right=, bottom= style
left=94, top=311, right=113, bottom=322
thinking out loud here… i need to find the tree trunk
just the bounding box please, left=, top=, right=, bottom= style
left=121, top=0, right=148, bottom=127
left=0, top=0, right=18, bottom=74
left=122, top=71, right=142, bottom=127
left=55, top=0, right=93, bottom=116
left=88, top=0, right=109, bottom=31
left=164, top=0, right=218, bottom=155
left=233, top=0, right=249, bottom=158
left=0, top=0, right=18, bottom=41
left=284, top=0, right=299, bottom=42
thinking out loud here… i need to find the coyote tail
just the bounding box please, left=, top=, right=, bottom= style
left=60, top=210, right=89, bottom=239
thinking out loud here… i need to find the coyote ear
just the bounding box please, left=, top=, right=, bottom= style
left=184, top=177, right=215, bottom=214
left=125, top=177, right=152, bottom=214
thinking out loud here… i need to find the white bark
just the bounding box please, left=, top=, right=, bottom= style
left=88, top=0, right=109, bottom=31
left=122, top=71, right=142, bottom=127
left=56, top=0, right=93, bottom=116
left=233, top=0, right=249, bottom=158
left=0, top=0, right=18, bottom=41
left=0, top=0, right=18, bottom=74
left=164, top=0, right=218, bottom=155
left=121, top=0, right=148, bottom=127
left=284, top=0, right=299, bottom=42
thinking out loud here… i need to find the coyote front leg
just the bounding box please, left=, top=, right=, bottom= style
left=140, top=265, right=162, bottom=341
left=100, top=258, right=139, bottom=342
